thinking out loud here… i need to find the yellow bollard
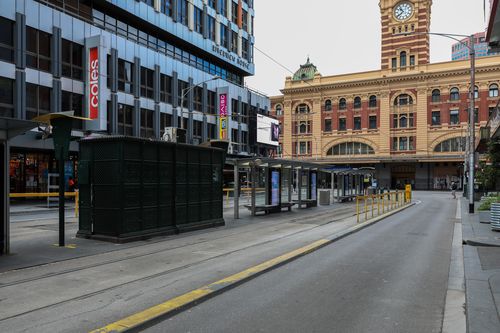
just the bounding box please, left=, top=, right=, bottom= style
left=356, top=196, right=360, bottom=223
left=377, top=194, right=380, bottom=216
left=371, top=195, right=374, bottom=218
left=75, top=191, right=79, bottom=218
left=364, top=196, right=368, bottom=221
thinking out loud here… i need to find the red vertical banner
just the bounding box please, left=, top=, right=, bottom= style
left=219, top=93, right=228, bottom=139
left=88, top=47, right=99, bottom=119
left=237, top=0, right=243, bottom=29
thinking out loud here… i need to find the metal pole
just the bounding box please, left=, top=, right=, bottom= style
left=233, top=162, right=239, bottom=219
left=58, top=154, right=65, bottom=247
left=251, top=164, right=256, bottom=216
left=468, top=35, right=476, bottom=214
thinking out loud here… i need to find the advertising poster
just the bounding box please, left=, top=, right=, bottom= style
left=311, top=173, right=317, bottom=200
left=257, top=114, right=280, bottom=146
left=219, top=93, right=228, bottom=139
left=271, top=170, right=280, bottom=205
left=88, top=47, right=99, bottom=119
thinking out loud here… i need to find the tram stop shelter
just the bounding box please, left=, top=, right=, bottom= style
left=1, top=117, right=39, bottom=255
left=228, top=158, right=374, bottom=218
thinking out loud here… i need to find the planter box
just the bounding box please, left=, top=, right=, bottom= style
left=479, top=210, right=491, bottom=223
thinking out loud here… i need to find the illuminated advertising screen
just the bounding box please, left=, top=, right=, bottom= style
left=271, top=170, right=280, bottom=205
left=88, top=47, right=99, bottom=119
left=310, top=173, right=317, bottom=200
left=257, top=114, right=280, bottom=146
left=219, top=93, right=228, bottom=139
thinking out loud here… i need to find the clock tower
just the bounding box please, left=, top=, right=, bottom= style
left=380, top=0, right=432, bottom=70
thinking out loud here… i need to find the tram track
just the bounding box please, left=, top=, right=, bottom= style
left=0, top=208, right=357, bottom=323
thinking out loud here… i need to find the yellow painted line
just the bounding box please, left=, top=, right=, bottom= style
left=10, top=192, right=77, bottom=198
left=52, top=244, right=77, bottom=249
left=89, top=239, right=330, bottom=333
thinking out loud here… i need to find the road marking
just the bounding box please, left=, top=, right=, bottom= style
left=52, top=244, right=77, bottom=249
left=442, top=215, right=466, bottom=333
left=89, top=239, right=330, bottom=333
left=455, top=199, right=461, bottom=220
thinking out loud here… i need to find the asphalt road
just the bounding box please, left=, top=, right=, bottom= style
left=145, top=192, right=456, bottom=333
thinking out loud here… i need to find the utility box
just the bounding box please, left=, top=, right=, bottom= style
left=77, top=136, right=225, bottom=243
left=319, top=190, right=330, bottom=205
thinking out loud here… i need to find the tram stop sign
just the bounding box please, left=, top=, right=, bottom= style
left=33, top=112, right=91, bottom=160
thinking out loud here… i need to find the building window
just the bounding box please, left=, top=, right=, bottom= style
left=449, top=109, right=459, bottom=125
left=242, top=38, right=249, bottom=60
left=207, top=90, right=216, bottom=114
left=0, top=17, right=14, bottom=63
left=296, top=104, right=310, bottom=114
left=432, top=89, right=440, bottom=103
left=473, top=85, right=479, bottom=99
left=220, top=25, right=228, bottom=49
left=391, top=57, right=397, bottom=70
left=275, top=104, right=283, bottom=116
left=339, top=98, right=346, bottom=110
left=400, top=51, right=407, bottom=67
left=61, top=39, right=83, bottom=80
left=231, top=1, right=238, bottom=23
left=392, top=137, right=415, bottom=151
left=194, top=7, right=204, bottom=35
left=489, top=84, right=499, bottom=97
left=26, top=27, right=51, bottom=72
left=176, top=0, right=188, bottom=25
left=160, top=112, right=172, bottom=136
left=218, top=0, right=227, bottom=17
left=207, top=16, right=216, bottom=41
left=431, top=111, right=441, bottom=126
left=117, top=104, right=134, bottom=135
left=324, top=119, right=332, bottom=132
left=392, top=113, right=414, bottom=128
left=394, top=94, right=413, bottom=106
left=231, top=30, right=238, bottom=53
left=327, top=142, right=375, bottom=156
left=160, top=74, right=172, bottom=104
left=354, top=96, right=361, bottom=109
left=62, top=91, right=84, bottom=128
left=26, top=84, right=51, bottom=120
left=409, top=55, right=415, bottom=66
left=434, top=137, right=466, bottom=152
left=140, top=67, right=154, bottom=99
left=140, top=108, right=155, bottom=138
left=353, top=117, right=361, bottom=130
left=369, top=116, right=377, bottom=129
left=193, top=86, right=202, bottom=112
left=161, top=0, right=173, bottom=16
left=118, top=59, right=134, bottom=94
left=324, top=99, right=332, bottom=111
left=450, top=87, right=460, bottom=101
left=242, top=9, right=248, bottom=31
left=338, top=118, right=346, bottom=131
left=0, top=77, right=14, bottom=117
left=369, top=95, right=377, bottom=108
left=298, top=121, right=311, bottom=134
left=207, top=0, right=216, bottom=9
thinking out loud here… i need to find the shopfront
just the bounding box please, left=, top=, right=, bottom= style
left=9, top=149, right=78, bottom=194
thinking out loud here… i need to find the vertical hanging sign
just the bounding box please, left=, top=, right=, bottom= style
left=88, top=47, right=99, bottom=119
left=219, top=93, right=228, bottom=139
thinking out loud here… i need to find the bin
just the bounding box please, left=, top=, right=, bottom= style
left=319, top=190, right=330, bottom=205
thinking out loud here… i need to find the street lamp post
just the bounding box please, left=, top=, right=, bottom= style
left=405, top=32, right=476, bottom=213
left=178, top=76, right=220, bottom=143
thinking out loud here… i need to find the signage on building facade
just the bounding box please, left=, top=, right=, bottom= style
left=212, top=45, right=250, bottom=70
left=219, top=93, right=228, bottom=139
left=88, top=47, right=99, bottom=119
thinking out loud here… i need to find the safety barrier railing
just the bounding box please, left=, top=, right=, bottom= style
left=356, top=191, right=410, bottom=223
left=9, top=191, right=79, bottom=217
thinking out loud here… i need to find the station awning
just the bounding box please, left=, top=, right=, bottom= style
left=487, top=0, right=500, bottom=50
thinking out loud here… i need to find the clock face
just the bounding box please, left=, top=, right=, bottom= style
left=394, top=2, right=413, bottom=21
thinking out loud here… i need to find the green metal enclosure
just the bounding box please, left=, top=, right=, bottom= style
left=77, top=136, right=225, bottom=242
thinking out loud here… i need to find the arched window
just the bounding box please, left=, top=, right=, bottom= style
left=394, top=94, right=413, bottom=106
left=471, top=85, right=479, bottom=99
left=400, top=51, right=407, bottom=67
left=327, top=142, right=375, bottom=156
left=489, top=84, right=499, bottom=97
left=324, top=99, right=332, bottom=111
left=275, top=104, right=283, bottom=116
left=299, top=122, right=307, bottom=133
left=354, top=96, right=362, bottom=109
left=432, top=89, right=440, bottom=103
left=434, top=137, right=466, bottom=152
left=369, top=95, right=377, bottom=108
left=339, top=98, right=346, bottom=110
left=295, top=103, right=310, bottom=114
left=450, top=87, right=460, bottom=101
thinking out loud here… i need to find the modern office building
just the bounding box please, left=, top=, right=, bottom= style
left=451, top=32, right=498, bottom=61
left=0, top=0, right=270, bottom=193
left=271, top=0, right=500, bottom=190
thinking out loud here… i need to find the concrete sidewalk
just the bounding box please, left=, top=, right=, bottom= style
left=461, top=198, right=500, bottom=333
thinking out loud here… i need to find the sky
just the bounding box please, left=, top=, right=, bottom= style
left=245, top=0, right=490, bottom=97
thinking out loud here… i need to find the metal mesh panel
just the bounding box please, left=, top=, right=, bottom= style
left=93, top=161, right=121, bottom=184
left=143, top=162, right=158, bottom=184
left=93, top=185, right=122, bottom=208
left=142, top=207, right=158, bottom=230
left=123, top=162, right=142, bottom=184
